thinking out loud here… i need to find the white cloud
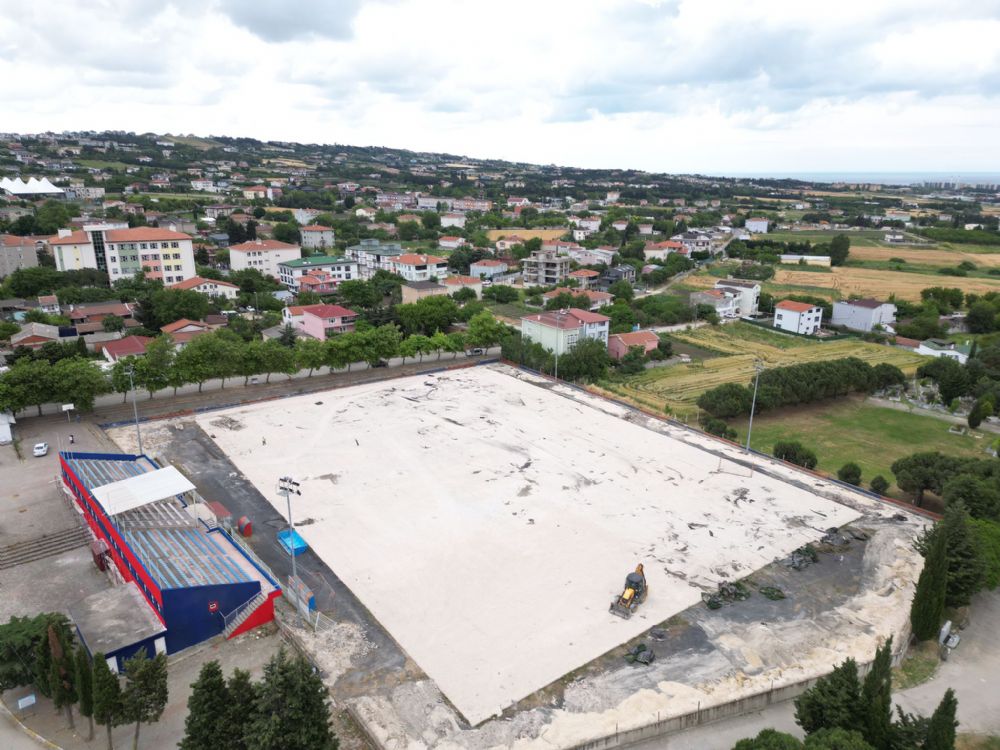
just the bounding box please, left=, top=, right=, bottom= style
left=1, top=0, right=999, bottom=173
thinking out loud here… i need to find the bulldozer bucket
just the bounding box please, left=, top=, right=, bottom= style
left=609, top=599, right=633, bottom=619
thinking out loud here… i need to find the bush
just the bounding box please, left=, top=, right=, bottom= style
left=702, top=418, right=737, bottom=441
left=870, top=475, right=890, bottom=495
left=774, top=441, right=818, bottom=469
left=837, top=462, right=862, bottom=486
left=697, top=382, right=752, bottom=419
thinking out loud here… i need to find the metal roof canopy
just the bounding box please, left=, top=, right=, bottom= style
left=92, top=466, right=196, bottom=516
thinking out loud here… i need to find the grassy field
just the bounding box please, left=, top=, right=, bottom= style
left=78, top=159, right=131, bottom=170
left=604, top=323, right=924, bottom=420
left=729, top=399, right=989, bottom=495
left=771, top=266, right=1000, bottom=301
left=849, top=244, right=1000, bottom=268
left=761, top=229, right=888, bottom=246
left=486, top=228, right=567, bottom=242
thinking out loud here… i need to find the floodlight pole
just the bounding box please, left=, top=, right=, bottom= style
left=125, top=365, right=143, bottom=455
left=279, top=476, right=301, bottom=588
left=745, top=359, right=764, bottom=453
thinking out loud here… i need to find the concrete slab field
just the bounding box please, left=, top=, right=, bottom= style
left=196, top=364, right=860, bottom=725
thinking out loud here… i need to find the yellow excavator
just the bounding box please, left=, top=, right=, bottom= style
left=610, top=563, right=648, bottom=619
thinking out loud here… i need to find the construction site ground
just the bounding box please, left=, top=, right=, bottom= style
left=104, top=362, right=928, bottom=749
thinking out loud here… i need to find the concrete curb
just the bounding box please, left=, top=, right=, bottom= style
left=0, top=698, right=65, bottom=750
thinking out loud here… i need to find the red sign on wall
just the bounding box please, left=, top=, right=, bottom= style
left=208, top=601, right=219, bottom=613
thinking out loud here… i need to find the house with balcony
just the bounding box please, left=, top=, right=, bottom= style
left=390, top=253, right=449, bottom=282
left=277, top=256, right=358, bottom=291
left=520, top=308, right=610, bottom=356
left=298, top=304, right=359, bottom=340
left=522, top=248, right=571, bottom=286
left=299, top=225, right=336, bottom=251
left=773, top=300, right=823, bottom=335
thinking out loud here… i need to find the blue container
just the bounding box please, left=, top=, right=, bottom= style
left=277, top=529, right=308, bottom=556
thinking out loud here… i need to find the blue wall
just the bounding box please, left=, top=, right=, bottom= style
left=162, top=580, right=260, bottom=653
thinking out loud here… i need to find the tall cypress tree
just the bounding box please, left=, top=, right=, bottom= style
left=92, top=653, right=123, bottom=750
left=861, top=638, right=893, bottom=750
left=246, top=647, right=337, bottom=750
left=924, top=688, right=958, bottom=750
left=180, top=661, right=230, bottom=750
left=938, top=503, right=986, bottom=607
left=227, top=668, right=257, bottom=750
left=911, top=528, right=948, bottom=641
left=75, top=645, right=95, bottom=741
left=794, top=657, right=864, bottom=734
left=47, top=622, right=78, bottom=729
left=122, top=651, right=168, bottom=750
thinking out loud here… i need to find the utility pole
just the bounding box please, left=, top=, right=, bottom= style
left=125, top=364, right=143, bottom=455
left=278, top=476, right=301, bottom=587
left=745, top=359, right=764, bottom=453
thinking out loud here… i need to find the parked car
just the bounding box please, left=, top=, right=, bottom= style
left=467, top=348, right=485, bottom=356
left=32, top=442, right=49, bottom=457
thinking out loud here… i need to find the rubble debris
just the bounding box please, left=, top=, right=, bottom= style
left=702, top=581, right=750, bottom=610
left=758, top=586, right=786, bottom=601
left=624, top=643, right=655, bottom=665
left=785, top=544, right=819, bottom=570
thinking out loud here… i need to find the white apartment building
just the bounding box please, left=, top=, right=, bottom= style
left=300, top=225, right=336, bottom=251
left=50, top=223, right=196, bottom=284
left=773, top=300, right=823, bottom=335
left=391, top=253, right=450, bottom=282
left=520, top=308, right=611, bottom=356
left=345, top=239, right=405, bottom=278
left=713, top=279, right=761, bottom=317
left=745, top=217, right=770, bottom=233
left=831, top=299, right=897, bottom=332
left=169, top=275, right=240, bottom=300
left=522, top=248, right=571, bottom=286
left=277, top=255, right=358, bottom=291
left=228, top=238, right=301, bottom=278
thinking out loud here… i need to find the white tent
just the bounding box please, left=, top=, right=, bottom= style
left=91, top=466, right=196, bottom=516
left=0, top=176, right=64, bottom=196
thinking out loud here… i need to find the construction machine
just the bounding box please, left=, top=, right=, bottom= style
left=610, top=563, right=647, bottom=619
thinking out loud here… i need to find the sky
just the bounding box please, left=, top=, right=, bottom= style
left=2, top=0, right=1000, bottom=175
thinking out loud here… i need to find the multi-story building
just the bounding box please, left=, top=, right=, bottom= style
left=294, top=304, right=358, bottom=339
left=1, top=234, right=39, bottom=277
left=277, top=256, right=358, bottom=291
left=713, top=279, right=761, bottom=317
left=469, top=258, right=508, bottom=279
left=745, top=217, right=770, bottom=233
left=520, top=308, right=610, bottom=356
left=690, top=289, right=740, bottom=318
left=831, top=299, right=897, bottom=332
left=773, top=300, right=823, bottom=335
left=299, top=225, right=336, bottom=251
left=228, top=239, right=301, bottom=278
left=50, top=224, right=196, bottom=284
left=391, top=253, right=450, bottom=282
left=522, top=248, right=571, bottom=286
left=345, top=239, right=405, bottom=278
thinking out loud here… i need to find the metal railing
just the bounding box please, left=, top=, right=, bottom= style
left=221, top=591, right=265, bottom=634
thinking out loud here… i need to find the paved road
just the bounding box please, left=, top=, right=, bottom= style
left=633, top=590, right=1000, bottom=749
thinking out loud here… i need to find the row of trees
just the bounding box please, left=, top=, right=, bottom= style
left=697, top=359, right=906, bottom=420
left=0, top=312, right=510, bottom=415
left=0, top=612, right=167, bottom=750
left=180, top=649, right=336, bottom=750
left=734, top=639, right=958, bottom=749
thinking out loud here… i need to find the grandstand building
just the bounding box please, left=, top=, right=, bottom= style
left=60, top=451, right=280, bottom=668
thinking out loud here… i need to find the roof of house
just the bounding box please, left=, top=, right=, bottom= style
left=161, top=318, right=210, bottom=334
left=169, top=276, right=239, bottom=291
left=776, top=300, right=818, bottom=313
left=278, top=255, right=350, bottom=268
left=300, top=225, right=333, bottom=232
left=404, top=281, right=445, bottom=290
left=895, top=336, right=921, bottom=348
left=301, top=304, right=357, bottom=319
left=105, top=227, right=190, bottom=242
left=568, top=269, right=601, bottom=277
left=395, top=253, right=446, bottom=266
left=521, top=308, right=610, bottom=329
left=11, top=322, right=60, bottom=343
left=443, top=275, right=481, bottom=285
left=438, top=236, right=463, bottom=242
left=229, top=239, right=299, bottom=252
left=37, top=294, right=59, bottom=305
left=611, top=331, right=660, bottom=348
left=67, top=302, right=133, bottom=320
left=102, top=335, right=154, bottom=360
left=542, top=287, right=613, bottom=302
left=715, top=278, right=760, bottom=288
left=839, top=298, right=888, bottom=309
left=471, top=258, right=507, bottom=267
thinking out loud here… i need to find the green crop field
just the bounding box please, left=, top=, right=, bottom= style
left=728, top=398, right=990, bottom=497
left=604, top=323, right=924, bottom=420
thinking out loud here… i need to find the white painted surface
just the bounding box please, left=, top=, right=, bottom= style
left=196, top=365, right=859, bottom=725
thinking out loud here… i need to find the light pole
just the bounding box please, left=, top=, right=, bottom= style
left=745, top=359, right=764, bottom=453
left=124, top=364, right=143, bottom=455
left=279, top=476, right=301, bottom=587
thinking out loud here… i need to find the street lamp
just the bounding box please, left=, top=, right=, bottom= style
left=745, top=359, right=764, bottom=453
left=278, top=476, right=301, bottom=587
left=124, top=364, right=143, bottom=455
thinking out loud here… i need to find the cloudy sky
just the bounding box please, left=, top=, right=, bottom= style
left=2, top=0, right=999, bottom=174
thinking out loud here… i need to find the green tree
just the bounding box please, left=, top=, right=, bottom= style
left=429, top=330, right=451, bottom=360
left=466, top=311, right=507, bottom=349
left=870, top=475, right=890, bottom=495
left=965, top=300, right=998, bottom=334
left=837, top=463, right=862, bottom=486
left=794, top=657, right=864, bottom=734
left=828, top=235, right=851, bottom=266
left=76, top=645, right=95, bottom=741
left=227, top=668, right=257, bottom=750
left=245, top=648, right=336, bottom=750
left=924, top=688, right=958, bottom=750
left=733, top=728, right=803, bottom=749
left=608, top=279, right=634, bottom=301
left=917, top=502, right=987, bottom=607
left=891, top=452, right=969, bottom=507
left=557, top=337, right=610, bottom=382
left=969, top=518, right=1000, bottom=589
left=697, top=383, right=753, bottom=419
left=3, top=357, right=55, bottom=415
left=295, top=337, right=326, bottom=376
left=46, top=620, right=78, bottom=729
left=102, top=315, right=126, bottom=333
left=122, top=651, right=168, bottom=750
left=173, top=333, right=228, bottom=391
left=35, top=200, right=75, bottom=234
left=360, top=325, right=401, bottom=366
left=134, top=337, right=174, bottom=398
left=911, top=527, right=948, bottom=641
left=51, top=357, right=109, bottom=411
left=774, top=441, right=818, bottom=469
left=92, top=653, right=124, bottom=750
left=395, top=295, right=460, bottom=336
left=278, top=323, right=298, bottom=348
left=941, top=475, right=1000, bottom=520
left=617, top=346, right=647, bottom=375
left=259, top=339, right=297, bottom=382
left=180, top=661, right=230, bottom=750
left=803, top=728, right=873, bottom=749
left=0, top=614, right=56, bottom=692
left=138, top=288, right=211, bottom=330
left=861, top=637, right=893, bottom=750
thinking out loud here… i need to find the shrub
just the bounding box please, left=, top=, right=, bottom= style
left=870, top=475, right=890, bottom=495
left=837, top=462, right=862, bottom=486
left=774, top=441, right=818, bottom=469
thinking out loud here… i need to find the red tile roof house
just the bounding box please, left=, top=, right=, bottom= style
left=567, top=268, right=601, bottom=289
left=298, top=304, right=359, bottom=340
left=161, top=318, right=212, bottom=347
left=541, top=287, right=613, bottom=311
left=607, top=330, right=660, bottom=360
left=443, top=275, right=483, bottom=298
left=100, top=335, right=154, bottom=362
